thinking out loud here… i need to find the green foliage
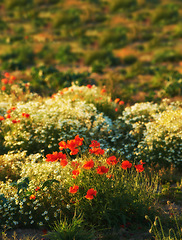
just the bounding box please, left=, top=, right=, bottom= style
left=53, top=9, right=81, bottom=28
left=56, top=45, right=79, bottom=64
left=152, top=4, right=179, bottom=25
left=4, top=0, right=33, bottom=9
left=0, top=45, right=34, bottom=70
left=30, top=66, right=95, bottom=94
left=110, top=0, right=137, bottom=12
left=85, top=50, right=120, bottom=67
left=33, top=0, right=60, bottom=5
left=153, top=50, right=182, bottom=63
left=99, top=27, right=128, bottom=49
left=46, top=214, right=95, bottom=240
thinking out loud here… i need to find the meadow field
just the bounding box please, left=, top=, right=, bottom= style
left=0, top=0, right=182, bottom=239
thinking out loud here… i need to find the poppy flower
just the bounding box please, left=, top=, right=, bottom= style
left=106, top=156, right=118, bottom=165
left=46, top=152, right=67, bottom=162
left=74, top=135, right=84, bottom=146
left=114, top=98, right=120, bottom=103
left=121, top=160, right=132, bottom=170
left=12, top=119, right=20, bottom=124
left=0, top=116, right=5, bottom=121
left=135, top=164, right=144, bottom=173
left=60, top=159, right=68, bottom=167
left=30, top=195, right=36, bottom=200
left=119, top=100, right=124, bottom=105
left=5, top=114, right=11, bottom=119
left=1, top=78, right=8, bottom=84
left=7, top=109, right=11, bottom=113
left=35, top=186, right=40, bottom=191
left=4, top=72, right=10, bottom=78
left=10, top=75, right=16, bottom=81
left=139, top=160, right=146, bottom=165
left=72, top=169, right=80, bottom=178
left=69, top=185, right=79, bottom=194
left=58, top=141, right=67, bottom=150
left=97, top=166, right=109, bottom=175
left=89, top=140, right=100, bottom=148
left=85, top=188, right=97, bottom=200
left=101, top=89, right=106, bottom=94
left=89, top=148, right=105, bottom=155
left=70, top=148, right=79, bottom=155
left=87, top=84, right=92, bottom=88
left=82, top=159, right=94, bottom=169
left=22, top=113, right=30, bottom=118
left=1, top=86, right=6, bottom=91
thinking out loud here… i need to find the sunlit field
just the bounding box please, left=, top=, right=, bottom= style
left=0, top=0, right=182, bottom=239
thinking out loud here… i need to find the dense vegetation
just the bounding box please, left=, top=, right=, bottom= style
left=0, top=0, right=182, bottom=239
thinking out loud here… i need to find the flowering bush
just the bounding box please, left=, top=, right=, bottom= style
left=137, top=108, right=182, bottom=167
left=0, top=136, right=159, bottom=229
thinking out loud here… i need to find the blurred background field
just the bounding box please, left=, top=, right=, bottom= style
left=0, top=0, right=182, bottom=102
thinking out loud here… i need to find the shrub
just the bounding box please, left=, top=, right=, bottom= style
left=30, top=66, right=95, bottom=94
left=0, top=45, right=35, bottom=70
left=110, top=0, right=137, bottom=12
left=4, top=0, right=33, bottom=9
left=153, top=50, right=182, bottom=63
left=84, top=50, right=120, bottom=67
left=33, top=0, right=60, bottom=5
left=152, top=4, right=179, bottom=25
left=137, top=108, right=182, bottom=168
left=56, top=45, right=79, bottom=64
left=99, top=27, right=128, bottom=49
left=53, top=9, right=81, bottom=29
left=0, top=137, right=159, bottom=229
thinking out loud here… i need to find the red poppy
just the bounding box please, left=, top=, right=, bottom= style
left=30, top=195, right=36, bottom=200
left=139, top=160, right=146, bottom=165
left=89, top=148, right=105, bottom=155
left=97, top=166, right=109, bottom=175
left=121, top=160, right=132, bottom=170
left=67, top=139, right=77, bottom=151
left=82, top=159, right=94, bottom=169
left=4, top=72, right=10, bottom=78
left=10, top=75, right=16, bottom=81
left=1, top=86, right=6, bottom=91
left=7, top=109, right=11, bottom=113
left=1, top=78, right=8, bottom=84
left=85, top=188, right=97, bottom=200
left=106, top=174, right=114, bottom=179
left=5, top=114, right=11, bottom=119
left=135, top=164, right=144, bottom=173
left=0, top=116, right=5, bottom=121
left=58, top=141, right=67, bottom=150
left=60, top=159, right=68, bottom=167
left=35, top=186, right=40, bottom=191
left=87, top=84, right=92, bottom=88
left=46, top=152, right=67, bottom=162
left=115, top=108, right=118, bottom=112
left=119, top=100, right=124, bottom=105
left=74, top=135, right=84, bottom=146
left=12, top=119, right=20, bottom=124
left=89, top=140, right=100, bottom=148
left=72, top=169, right=80, bottom=178
left=106, top=156, right=118, bottom=165
left=22, top=113, right=30, bottom=118
left=70, top=148, right=79, bottom=155
left=101, top=89, right=106, bottom=94
left=69, top=185, right=79, bottom=194
left=114, top=98, right=120, bottom=103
